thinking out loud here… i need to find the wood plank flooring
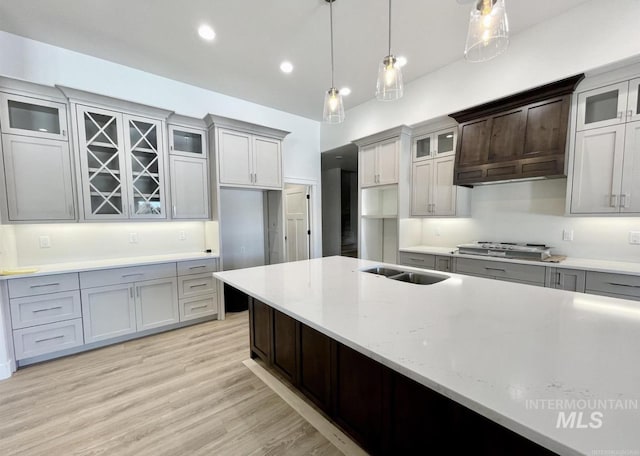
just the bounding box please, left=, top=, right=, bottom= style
left=0, top=312, right=343, bottom=456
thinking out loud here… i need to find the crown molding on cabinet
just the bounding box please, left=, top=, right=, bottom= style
left=352, top=125, right=412, bottom=148
left=0, top=76, right=67, bottom=102
left=203, top=114, right=290, bottom=140
left=57, top=85, right=174, bottom=120
left=167, top=113, right=207, bottom=129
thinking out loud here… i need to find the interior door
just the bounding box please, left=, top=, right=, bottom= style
left=285, top=185, right=310, bottom=262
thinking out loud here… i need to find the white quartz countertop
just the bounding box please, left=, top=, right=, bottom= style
left=0, top=251, right=219, bottom=279
left=215, top=256, right=640, bottom=456
left=401, top=245, right=640, bottom=275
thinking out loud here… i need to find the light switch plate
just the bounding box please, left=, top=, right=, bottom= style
left=129, top=232, right=138, bottom=244
left=179, top=230, right=186, bottom=241
left=39, top=235, right=51, bottom=248
left=629, top=231, right=640, bottom=245
left=562, top=229, right=574, bottom=241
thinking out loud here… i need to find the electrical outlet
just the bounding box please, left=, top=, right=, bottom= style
left=629, top=231, right=640, bottom=245
left=129, top=232, right=138, bottom=244
left=562, top=229, right=574, bottom=241
left=178, top=230, right=186, bottom=241
left=39, top=235, right=51, bottom=248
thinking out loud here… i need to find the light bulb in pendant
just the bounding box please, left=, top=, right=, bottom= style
left=376, top=55, right=403, bottom=101
left=464, top=0, right=509, bottom=63
left=323, top=87, right=345, bottom=123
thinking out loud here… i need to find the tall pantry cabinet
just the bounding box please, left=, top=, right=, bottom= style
left=59, top=87, right=173, bottom=221
left=0, top=78, right=76, bottom=222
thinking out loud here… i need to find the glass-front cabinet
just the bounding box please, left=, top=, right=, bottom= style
left=75, top=105, right=166, bottom=220
left=168, top=125, right=206, bottom=158
left=576, top=78, right=640, bottom=131
left=0, top=93, right=68, bottom=141
left=412, top=127, right=457, bottom=161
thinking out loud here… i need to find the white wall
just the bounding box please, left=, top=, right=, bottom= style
left=321, top=0, right=640, bottom=150
left=417, top=179, right=640, bottom=262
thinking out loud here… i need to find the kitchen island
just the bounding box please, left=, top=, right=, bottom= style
left=214, top=256, right=640, bottom=456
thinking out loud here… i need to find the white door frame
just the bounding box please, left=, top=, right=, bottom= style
left=284, top=177, right=319, bottom=259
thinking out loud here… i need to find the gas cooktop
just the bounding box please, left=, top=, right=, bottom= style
left=456, top=242, right=552, bottom=261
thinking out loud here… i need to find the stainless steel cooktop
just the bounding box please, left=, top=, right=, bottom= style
left=456, top=242, right=552, bottom=261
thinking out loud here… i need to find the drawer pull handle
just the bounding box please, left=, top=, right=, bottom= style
left=409, top=258, right=425, bottom=262
left=122, top=273, right=143, bottom=278
left=191, top=304, right=208, bottom=310
left=30, top=283, right=60, bottom=288
left=33, top=306, right=63, bottom=313
left=189, top=283, right=208, bottom=288
left=35, top=335, right=65, bottom=343
left=606, top=282, right=640, bottom=288
left=485, top=267, right=506, bottom=272
left=188, top=265, right=207, bottom=270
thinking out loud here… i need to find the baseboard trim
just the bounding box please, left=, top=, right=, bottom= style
left=243, top=358, right=367, bottom=456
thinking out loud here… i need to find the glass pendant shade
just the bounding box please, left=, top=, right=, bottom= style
left=323, top=87, right=345, bottom=123
left=376, top=55, right=404, bottom=101
left=464, top=0, right=509, bottom=63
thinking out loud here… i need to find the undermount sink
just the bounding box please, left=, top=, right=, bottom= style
left=362, top=266, right=405, bottom=277
left=389, top=271, right=448, bottom=285
left=361, top=266, right=449, bottom=285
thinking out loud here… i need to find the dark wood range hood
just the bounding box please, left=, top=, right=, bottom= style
left=450, top=74, right=584, bottom=186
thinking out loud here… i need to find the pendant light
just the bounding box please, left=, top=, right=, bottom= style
left=376, top=0, right=403, bottom=101
left=323, top=0, right=345, bottom=124
left=464, top=0, right=509, bottom=62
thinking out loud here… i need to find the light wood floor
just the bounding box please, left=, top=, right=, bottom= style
left=0, top=312, right=343, bottom=456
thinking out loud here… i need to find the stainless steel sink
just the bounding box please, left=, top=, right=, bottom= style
left=388, top=271, right=449, bottom=285
left=362, top=266, right=405, bottom=277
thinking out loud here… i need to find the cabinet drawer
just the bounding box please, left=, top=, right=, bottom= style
left=80, top=263, right=177, bottom=288
left=456, top=258, right=546, bottom=285
left=177, top=259, right=218, bottom=276
left=585, top=272, right=640, bottom=300
left=178, top=273, right=217, bottom=299
left=179, top=295, right=217, bottom=321
left=10, top=290, right=81, bottom=329
left=8, top=273, right=79, bottom=298
left=13, top=318, right=83, bottom=360
left=398, top=252, right=436, bottom=269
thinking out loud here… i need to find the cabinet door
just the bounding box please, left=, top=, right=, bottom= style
left=2, top=134, right=75, bottom=221
left=487, top=108, right=525, bottom=162
left=359, top=145, right=377, bottom=187
left=299, top=323, right=332, bottom=413
left=168, top=125, right=207, bottom=158
left=570, top=125, right=625, bottom=214
left=577, top=82, right=629, bottom=131
left=413, top=133, right=433, bottom=162
left=0, top=93, right=68, bottom=141
left=620, top=121, right=640, bottom=213
left=432, top=156, right=456, bottom=216
left=411, top=161, right=432, bottom=216
left=547, top=268, right=586, bottom=292
left=435, top=256, right=452, bottom=272
left=523, top=96, right=570, bottom=158
left=626, top=78, right=640, bottom=123
left=76, top=105, right=128, bottom=220
left=376, top=139, right=398, bottom=185
left=218, top=129, right=252, bottom=186
left=249, top=298, right=272, bottom=362
left=123, top=114, right=166, bottom=219
left=135, top=277, right=179, bottom=331
left=81, top=283, right=136, bottom=343
left=434, top=128, right=457, bottom=157
left=169, top=156, right=209, bottom=219
left=272, top=309, right=298, bottom=383
left=457, top=118, right=491, bottom=166
left=253, top=136, right=281, bottom=189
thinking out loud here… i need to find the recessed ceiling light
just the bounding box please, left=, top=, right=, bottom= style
left=280, top=61, right=294, bottom=74
left=396, top=56, right=407, bottom=67
left=340, top=87, right=351, bottom=96
left=198, top=24, right=216, bottom=41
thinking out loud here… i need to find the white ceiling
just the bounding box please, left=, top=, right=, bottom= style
left=0, top=0, right=590, bottom=121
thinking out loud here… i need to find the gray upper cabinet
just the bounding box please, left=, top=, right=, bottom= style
left=169, top=155, right=209, bottom=219
left=0, top=92, right=68, bottom=141
left=168, top=125, right=207, bottom=158
left=1, top=134, right=75, bottom=221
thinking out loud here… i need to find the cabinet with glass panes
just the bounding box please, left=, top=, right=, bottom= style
left=61, top=86, right=172, bottom=221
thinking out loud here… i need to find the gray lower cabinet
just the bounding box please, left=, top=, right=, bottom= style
left=454, top=257, right=546, bottom=286
left=81, top=283, right=136, bottom=343
left=585, top=271, right=640, bottom=301
left=135, top=277, right=179, bottom=331
left=399, top=252, right=452, bottom=272
left=546, top=268, right=586, bottom=292
left=177, top=258, right=218, bottom=322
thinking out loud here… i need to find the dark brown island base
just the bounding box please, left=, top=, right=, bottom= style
left=241, top=290, right=557, bottom=456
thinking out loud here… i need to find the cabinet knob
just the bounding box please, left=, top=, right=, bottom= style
left=627, top=110, right=633, bottom=120
left=618, top=111, right=624, bottom=120
left=610, top=194, right=618, bottom=208
left=620, top=194, right=629, bottom=209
